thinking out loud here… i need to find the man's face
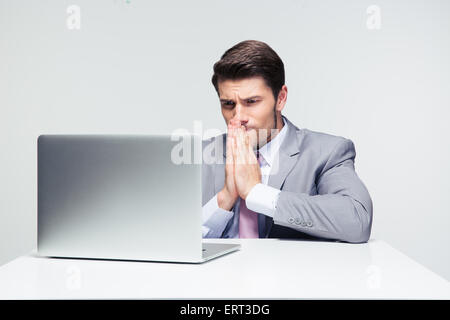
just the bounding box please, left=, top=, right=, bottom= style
left=218, top=76, right=279, bottom=149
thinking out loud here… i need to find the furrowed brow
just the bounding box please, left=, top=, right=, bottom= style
left=220, top=95, right=262, bottom=102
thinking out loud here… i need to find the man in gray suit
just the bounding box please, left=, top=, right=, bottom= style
left=202, top=40, right=373, bottom=243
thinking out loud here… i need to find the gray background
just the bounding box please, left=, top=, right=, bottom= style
left=1, top=0, right=449, bottom=281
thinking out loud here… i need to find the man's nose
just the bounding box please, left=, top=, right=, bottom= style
left=232, top=104, right=248, bottom=126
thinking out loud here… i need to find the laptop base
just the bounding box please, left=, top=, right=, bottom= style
left=201, top=243, right=241, bottom=262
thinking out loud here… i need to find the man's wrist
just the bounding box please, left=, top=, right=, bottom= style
left=242, top=180, right=260, bottom=200
left=245, top=183, right=281, bottom=218
left=217, top=188, right=237, bottom=211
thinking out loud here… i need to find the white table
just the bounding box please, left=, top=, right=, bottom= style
left=0, top=239, right=448, bottom=299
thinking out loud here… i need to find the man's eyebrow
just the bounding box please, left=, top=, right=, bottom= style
left=219, top=95, right=263, bottom=102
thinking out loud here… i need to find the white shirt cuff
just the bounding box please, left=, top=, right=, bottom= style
left=202, top=194, right=235, bottom=238
left=245, top=183, right=281, bottom=218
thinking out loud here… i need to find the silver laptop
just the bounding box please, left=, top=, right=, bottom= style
left=37, top=134, right=240, bottom=263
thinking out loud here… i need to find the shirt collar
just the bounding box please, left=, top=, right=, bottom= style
left=257, top=117, right=288, bottom=167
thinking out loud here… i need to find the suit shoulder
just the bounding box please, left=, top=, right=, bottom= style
left=299, top=128, right=352, bottom=152
left=295, top=128, right=355, bottom=175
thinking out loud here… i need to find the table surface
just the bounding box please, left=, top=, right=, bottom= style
left=0, top=239, right=448, bottom=299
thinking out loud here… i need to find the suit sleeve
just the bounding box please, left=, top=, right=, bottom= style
left=202, top=194, right=234, bottom=238
left=272, top=138, right=373, bottom=243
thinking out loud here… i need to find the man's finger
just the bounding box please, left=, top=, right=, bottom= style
left=226, top=126, right=235, bottom=165
left=231, top=134, right=238, bottom=164
left=236, top=127, right=247, bottom=165
left=246, top=129, right=258, bottom=164
left=243, top=131, right=254, bottom=165
left=233, top=127, right=241, bottom=165
left=226, top=139, right=233, bottom=165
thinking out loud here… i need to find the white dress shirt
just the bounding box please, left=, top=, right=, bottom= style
left=202, top=122, right=289, bottom=238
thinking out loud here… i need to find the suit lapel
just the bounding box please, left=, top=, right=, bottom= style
left=265, top=117, right=301, bottom=237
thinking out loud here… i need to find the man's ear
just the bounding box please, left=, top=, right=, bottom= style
left=276, top=85, right=288, bottom=112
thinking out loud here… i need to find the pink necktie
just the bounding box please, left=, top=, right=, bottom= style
left=238, top=198, right=259, bottom=238
left=239, top=152, right=262, bottom=238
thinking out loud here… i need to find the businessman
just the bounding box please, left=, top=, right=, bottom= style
left=202, top=40, right=373, bottom=243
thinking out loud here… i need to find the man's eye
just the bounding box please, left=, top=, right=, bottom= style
left=222, top=101, right=235, bottom=108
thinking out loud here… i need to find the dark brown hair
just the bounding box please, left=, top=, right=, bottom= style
left=211, top=40, right=285, bottom=101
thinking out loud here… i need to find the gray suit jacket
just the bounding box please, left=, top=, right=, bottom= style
left=202, top=117, right=373, bottom=243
